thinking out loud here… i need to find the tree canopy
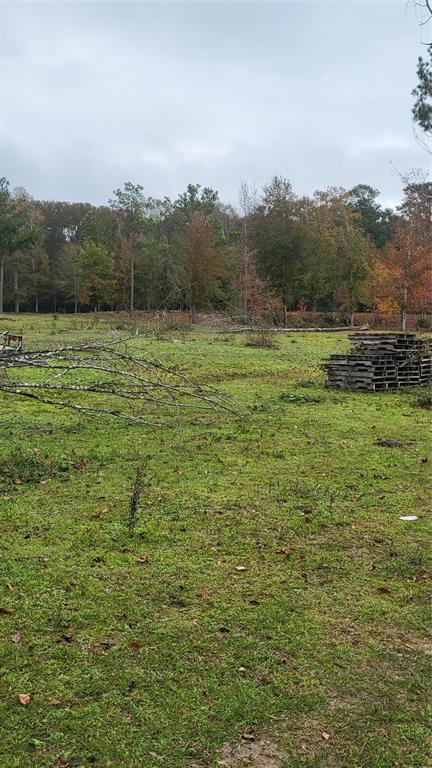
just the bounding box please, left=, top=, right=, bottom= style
left=0, top=176, right=430, bottom=327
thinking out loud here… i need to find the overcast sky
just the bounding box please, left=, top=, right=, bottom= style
left=0, top=1, right=430, bottom=209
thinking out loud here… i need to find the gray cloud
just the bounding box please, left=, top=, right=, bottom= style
left=0, top=1, right=429, bottom=208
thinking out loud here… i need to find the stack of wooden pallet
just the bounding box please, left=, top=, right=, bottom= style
left=325, top=333, right=432, bottom=391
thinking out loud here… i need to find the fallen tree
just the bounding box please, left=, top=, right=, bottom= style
left=0, top=336, right=240, bottom=426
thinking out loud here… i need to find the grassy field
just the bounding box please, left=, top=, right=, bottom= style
left=0, top=315, right=431, bottom=768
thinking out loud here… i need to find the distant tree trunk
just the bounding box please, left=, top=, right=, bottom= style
left=35, top=295, right=39, bottom=313
left=74, top=297, right=78, bottom=314
left=190, top=304, right=197, bottom=323
left=350, top=310, right=355, bottom=327
left=401, top=280, right=408, bottom=330
left=283, top=303, right=288, bottom=328
left=0, top=255, right=4, bottom=314
left=14, top=267, right=19, bottom=313
left=130, top=250, right=135, bottom=314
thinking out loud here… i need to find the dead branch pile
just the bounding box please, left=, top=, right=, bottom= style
left=0, top=337, right=239, bottom=425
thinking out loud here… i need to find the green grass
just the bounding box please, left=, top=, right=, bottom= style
left=0, top=315, right=431, bottom=768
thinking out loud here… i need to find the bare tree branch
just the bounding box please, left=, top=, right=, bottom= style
left=0, top=336, right=242, bottom=425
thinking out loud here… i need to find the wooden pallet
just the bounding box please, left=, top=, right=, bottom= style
left=324, top=333, right=432, bottom=391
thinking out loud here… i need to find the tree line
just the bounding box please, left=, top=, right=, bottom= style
left=0, top=175, right=431, bottom=328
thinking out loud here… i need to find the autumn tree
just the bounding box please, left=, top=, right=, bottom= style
left=373, top=182, right=432, bottom=329
left=184, top=211, right=222, bottom=321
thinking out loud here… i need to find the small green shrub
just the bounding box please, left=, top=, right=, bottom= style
left=245, top=332, right=279, bottom=350
left=416, top=316, right=431, bottom=330
left=416, top=392, right=432, bottom=409
left=322, top=312, right=336, bottom=326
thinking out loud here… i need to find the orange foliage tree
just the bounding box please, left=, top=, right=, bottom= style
left=184, top=211, right=223, bottom=322
left=372, top=183, right=432, bottom=329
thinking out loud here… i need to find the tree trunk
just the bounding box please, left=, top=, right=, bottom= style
left=0, top=255, right=4, bottom=314
left=35, top=295, right=39, bottom=313
left=283, top=304, right=288, bottom=328
left=130, top=250, right=135, bottom=314
left=74, top=298, right=78, bottom=314
left=14, top=267, right=19, bottom=313
left=401, top=281, right=408, bottom=331
left=350, top=310, right=355, bottom=327
left=190, top=304, right=197, bottom=323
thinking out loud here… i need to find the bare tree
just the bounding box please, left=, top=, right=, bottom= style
left=238, top=181, right=259, bottom=322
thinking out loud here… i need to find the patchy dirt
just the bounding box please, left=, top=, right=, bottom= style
left=402, top=637, right=432, bottom=656
left=217, top=738, right=287, bottom=767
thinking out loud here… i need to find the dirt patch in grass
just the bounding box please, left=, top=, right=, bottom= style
left=217, top=737, right=287, bottom=767
left=401, top=636, right=432, bottom=656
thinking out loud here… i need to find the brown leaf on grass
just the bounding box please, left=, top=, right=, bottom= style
left=0, top=606, right=15, bottom=615
left=0, top=495, right=11, bottom=500
left=275, top=547, right=290, bottom=555
left=234, top=565, right=247, bottom=572
left=321, top=731, right=331, bottom=741
left=73, top=458, right=90, bottom=470
left=11, top=632, right=21, bottom=644
left=6, top=583, right=13, bottom=591
left=51, top=760, right=69, bottom=768
left=12, top=478, right=22, bottom=485
left=129, top=641, right=141, bottom=652
left=92, top=507, right=108, bottom=519
left=136, top=556, right=149, bottom=564
left=18, top=693, right=30, bottom=706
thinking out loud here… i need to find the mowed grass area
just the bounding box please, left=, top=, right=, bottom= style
left=0, top=315, right=431, bottom=768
